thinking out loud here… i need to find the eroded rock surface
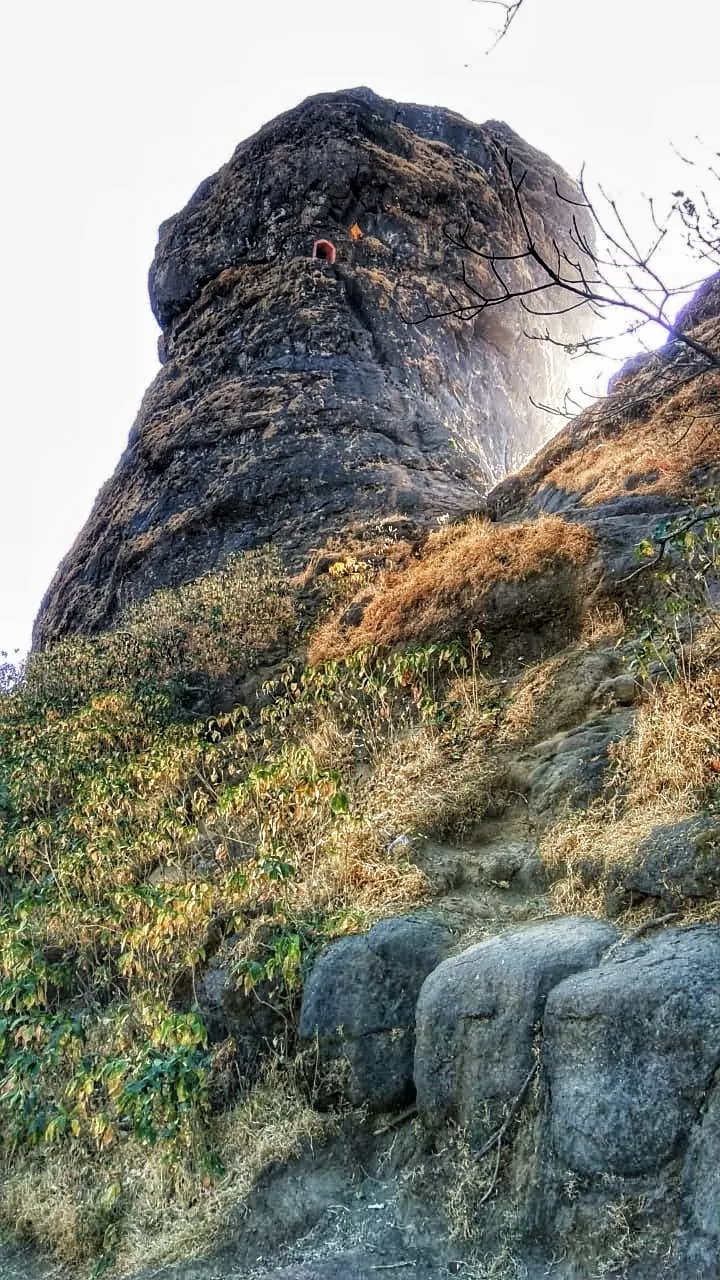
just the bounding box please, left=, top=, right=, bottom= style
left=414, top=916, right=616, bottom=1131
left=509, top=708, right=634, bottom=813
left=608, top=814, right=720, bottom=911
left=34, top=87, right=592, bottom=645
left=299, top=914, right=453, bottom=1109
left=544, top=926, right=720, bottom=1176
left=680, top=1071, right=720, bottom=1277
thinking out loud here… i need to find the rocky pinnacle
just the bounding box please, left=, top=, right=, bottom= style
left=34, top=87, right=592, bottom=645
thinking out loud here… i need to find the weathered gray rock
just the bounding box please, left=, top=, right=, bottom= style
left=34, top=87, right=593, bottom=646
left=509, top=710, right=633, bottom=814
left=544, top=926, right=720, bottom=1177
left=299, top=915, right=453, bottom=1109
left=608, top=814, right=720, bottom=910
left=195, top=948, right=286, bottom=1080
left=414, top=916, right=616, bottom=1131
left=678, top=1070, right=720, bottom=1278
left=592, top=673, right=639, bottom=706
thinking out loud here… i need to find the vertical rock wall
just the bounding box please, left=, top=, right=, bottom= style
left=34, top=88, right=592, bottom=645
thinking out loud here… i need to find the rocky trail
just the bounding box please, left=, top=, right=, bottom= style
left=0, top=1243, right=65, bottom=1280
left=123, top=679, right=720, bottom=1279
left=0, top=698, right=618, bottom=1280
left=5, top=674, right=720, bottom=1278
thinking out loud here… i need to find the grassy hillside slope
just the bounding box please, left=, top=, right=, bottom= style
left=3, top=460, right=720, bottom=1274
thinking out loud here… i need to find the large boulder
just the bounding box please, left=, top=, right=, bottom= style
left=34, top=87, right=592, bottom=646
left=299, top=914, right=453, bottom=1110
left=414, top=916, right=616, bottom=1132
left=544, top=926, right=720, bottom=1177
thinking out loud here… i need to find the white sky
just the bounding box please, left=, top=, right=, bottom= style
left=1, top=0, right=719, bottom=656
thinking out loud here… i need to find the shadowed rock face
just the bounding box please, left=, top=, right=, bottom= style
left=34, top=87, right=592, bottom=646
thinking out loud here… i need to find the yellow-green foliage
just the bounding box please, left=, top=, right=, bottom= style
left=0, top=546, right=511, bottom=1266
left=20, top=546, right=296, bottom=713
left=0, top=530, right=639, bottom=1271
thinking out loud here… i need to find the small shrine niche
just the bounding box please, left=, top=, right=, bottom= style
left=312, top=239, right=337, bottom=264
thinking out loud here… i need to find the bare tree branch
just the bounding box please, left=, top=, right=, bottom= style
left=622, top=504, right=720, bottom=582
left=406, top=148, right=720, bottom=375
left=529, top=390, right=589, bottom=419
left=473, top=0, right=528, bottom=48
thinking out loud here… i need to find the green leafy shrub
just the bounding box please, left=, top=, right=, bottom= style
left=631, top=494, right=720, bottom=680
left=0, top=544, right=506, bottom=1266
left=18, top=546, right=295, bottom=715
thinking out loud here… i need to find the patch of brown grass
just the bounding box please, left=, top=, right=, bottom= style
left=497, top=656, right=566, bottom=745
left=538, top=369, right=720, bottom=506
left=580, top=600, right=625, bottom=645
left=541, top=663, right=720, bottom=917
left=540, top=804, right=662, bottom=917
left=0, top=1063, right=333, bottom=1275
left=356, top=719, right=504, bottom=846
left=618, top=669, right=720, bottom=808
left=309, top=515, right=594, bottom=663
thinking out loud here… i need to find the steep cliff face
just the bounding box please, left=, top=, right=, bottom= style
left=34, top=87, right=591, bottom=646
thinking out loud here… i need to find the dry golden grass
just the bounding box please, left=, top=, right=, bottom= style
left=0, top=1063, right=333, bottom=1275
left=618, top=668, right=720, bottom=807
left=309, top=515, right=594, bottom=662
left=540, top=805, right=659, bottom=917
left=300, top=521, right=420, bottom=584
left=535, top=369, right=720, bottom=506
left=496, top=657, right=565, bottom=745
left=580, top=601, right=625, bottom=645
left=543, top=804, right=720, bottom=927
left=356, top=719, right=503, bottom=845
left=541, top=661, right=720, bottom=917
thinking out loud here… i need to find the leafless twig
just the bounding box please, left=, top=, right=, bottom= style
left=603, top=914, right=680, bottom=961
left=371, top=1264, right=417, bottom=1272
left=474, top=1060, right=538, bottom=1163
left=409, top=147, right=720, bottom=383
left=473, top=0, right=528, bottom=49
left=469, top=1060, right=539, bottom=1206
left=373, top=1105, right=417, bottom=1136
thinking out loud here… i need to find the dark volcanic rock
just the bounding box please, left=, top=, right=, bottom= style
left=509, top=709, right=634, bottom=813
left=608, top=813, right=720, bottom=911
left=679, top=1070, right=720, bottom=1278
left=298, top=914, right=453, bottom=1110
left=34, top=87, right=592, bottom=645
left=544, top=926, right=720, bottom=1177
left=414, top=916, right=616, bottom=1133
